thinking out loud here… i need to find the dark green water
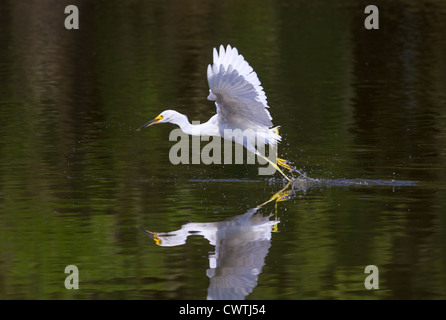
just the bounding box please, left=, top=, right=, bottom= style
left=1, top=0, right=446, bottom=299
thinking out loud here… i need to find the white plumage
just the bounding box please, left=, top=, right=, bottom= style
left=207, top=45, right=273, bottom=128
left=137, top=45, right=292, bottom=181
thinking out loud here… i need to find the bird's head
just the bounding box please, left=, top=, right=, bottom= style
left=136, top=110, right=181, bottom=131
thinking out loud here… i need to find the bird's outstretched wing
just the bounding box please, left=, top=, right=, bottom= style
left=207, top=45, right=273, bottom=128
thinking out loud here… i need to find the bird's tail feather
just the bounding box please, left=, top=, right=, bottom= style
left=268, top=126, right=281, bottom=146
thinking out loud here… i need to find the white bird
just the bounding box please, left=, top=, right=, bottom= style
left=137, top=44, right=293, bottom=181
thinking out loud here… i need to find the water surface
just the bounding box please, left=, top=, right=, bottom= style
left=1, top=0, right=446, bottom=299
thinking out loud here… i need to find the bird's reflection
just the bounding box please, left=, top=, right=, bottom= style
left=205, top=206, right=275, bottom=300
left=142, top=182, right=293, bottom=300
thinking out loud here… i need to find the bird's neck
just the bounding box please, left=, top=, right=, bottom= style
left=170, top=113, right=196, bottom=136
left=169, top=112, right=218, bottom=137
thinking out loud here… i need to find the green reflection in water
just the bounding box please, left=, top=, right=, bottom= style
left=0, top=0, right=446, bottom=299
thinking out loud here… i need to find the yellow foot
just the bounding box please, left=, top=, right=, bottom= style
left=256, top=181, right=292, bottom=208
left=277, top=158, right=292, bottom=171
left=152, top=233, right=162, bottom=246
left=272, top=189, right=292, bottom=202
left=266, top=181, right=292, bottom=203
left=142, top=230, right=162, bottom=245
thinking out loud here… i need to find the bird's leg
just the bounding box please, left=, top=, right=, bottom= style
left=255, top=181, right=292, bottom=232
left=273, top=128, right=307, bottom=178
left=256, top=181, right=292, bottom=209
left=272, top=128, right=292, bottom=171
left=140, top=229, right=162, bottom=245
left=257, top=153, right=292, bottom=182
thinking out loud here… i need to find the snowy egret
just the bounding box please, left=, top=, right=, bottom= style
left=137, top=44, right=293, bottom=181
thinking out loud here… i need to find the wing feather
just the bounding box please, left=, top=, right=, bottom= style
left=207, top=45, right=273, bottom=128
